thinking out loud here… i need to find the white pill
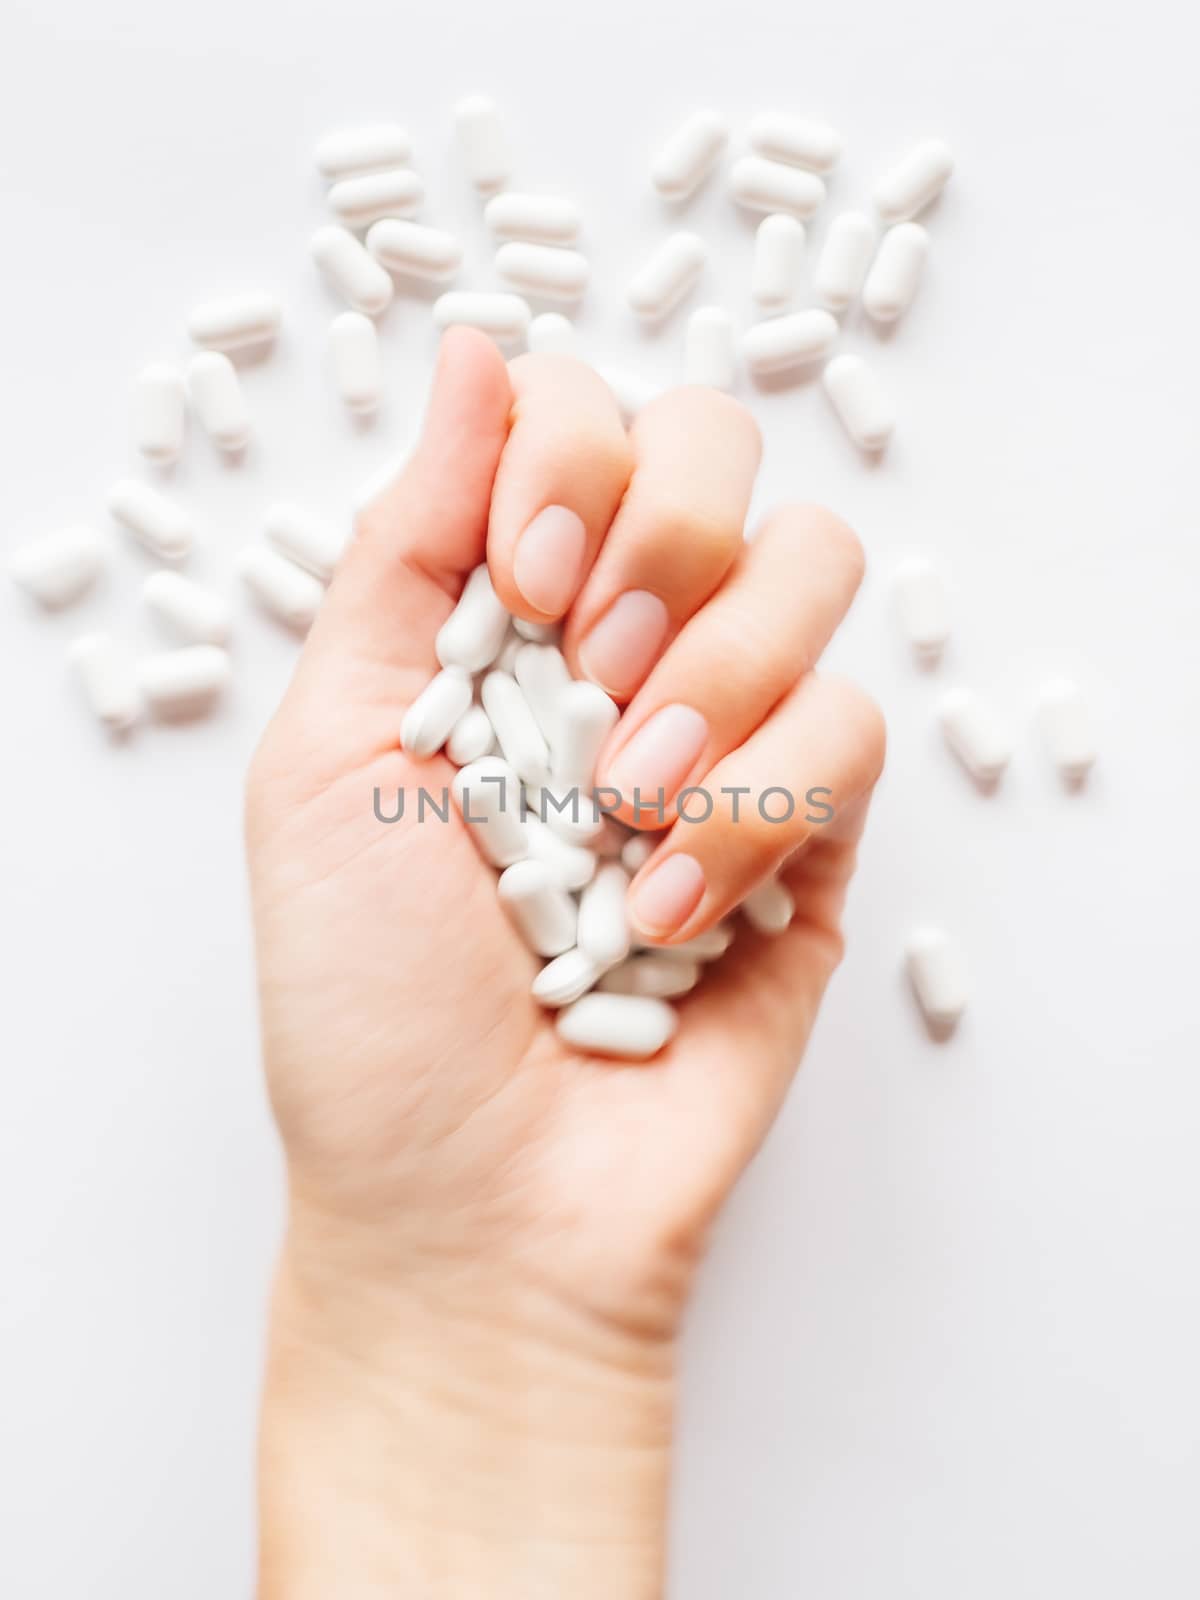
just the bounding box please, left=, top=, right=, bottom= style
left=556, top=993, right=678, bottom=1060
left=496, top=242, right=589, bottom=302
left=187, top=351, right=250, bottom=452
left=328, top=168, right=423, bottom=229
left=432, top=291, right=530, bottom=344
left=525, top=817, right=597, bottom=892
left=445, top=705, right=496, bottom=767
left=874, top=139, right=954, bottom=222
left=316, top=123, right=412, bottom=181
left=329, top=312, right=383, bottom=415
left=481, top=670, right=550, bottom=786
left=9, top=524, right=103, bottom=607
left=366, top=219, right=462, bottom=282
left=748, top=112, right=842, bottom=173
left=527, top=313, right=579, bottom=355
left=238, top=546, right=324, bottom=632
left=132, top=363, right=185, bottom=464
left=741, top=876, right=795, bottom=935
left=498, top=859, right=578, bottom=957
left=742, top=309, right=837, bottom=376
left=455, top=94, right=511, bottom=193
left=1039, top=679, right=1097, bottom=782
left=597, top=366, right=658, bottom=423
left=822, top=355, right=895, bottom=451
left=143, top=571, right=231, bottom=646
left=513, top=642, right=571, bottom=745
left=627, top=232, right=706, bottom=319
left=264, top=503, right=346, bottom=582
left=939, top=688, right=1011, bottom=783
left=892, top=559, right=950, bottom=660
left=452, top=756, right=528, bottom=867
left=685, top=306, right=736, bottom=390
left=863, top=223, right=928, bottom=322
left=436, top=564, right=511, bottom=672
left=532, top=784, right=606, bottom=846
left=485, top=192, right=581, bottom=244
left=599, top=955, right=701, bottom=999
left=512, top=617, right=561, bottom=643
left=139, top=645, right=231, bottom=717
left=751, top=214, right=805, bottom=309
left=620, top=833, right=657, bottom=873
left=310, top=225, right=394, bottom=316
left=186, top=292, right=280, bottom=354
left=108, top=480, right=193, bottom=562
left=814, top=211, right=876, bottom=312
left=905, top=926, right=968, bottom=1031
left=651, top=109, right=729, bottom=200
left=70, top=634, right=142, bottom=731
left=730, top=155, right=825, bottom=219
left=496, top=631, right=524, bottom=675
left=577, top=862, right=632, bottom=969
left=532, top=948, right=602, bottom=1008
left=400, top=668, right=473, bottom=759
left=655, top=923, right=735, bottom=962
left=553, top=680, right=620, bottom=790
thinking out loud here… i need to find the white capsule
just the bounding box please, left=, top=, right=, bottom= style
left=237, top=546, right=324, bottom=632
left=498, top=859, right=578, bottom=957
left=9, top=524, right=103, bottom=608
left=329, top=312, right=383, bottom=415
left=599, top=955, right=701, bottom=999
left=436, top=564, right=511, bottom=672
left=328, top=168, right=423, bottom=229
left=627, top=232, right=706, bottom=319
left=863, top=223, right=928, bottom=323
left=432, top=291, right=530, bottom=345
left=748, top=112, right=842, bottom=173
left=485, top=192, right=581, bottom=244
left=525, top=817, right=597, bottom=892
left=892, top=559, right=950, bottom=661
left=132, top=363, right=185, bottom=465
left=139, top=645, right=231, bottom=718
left=822, top=355, right=895, bottom=451
left=186, top=292, right=280, bottom=354
left=70, top=634, right=142, bottom=731
left=741, top=876, right=795, bottom=935
left=187, top=351, right=251, bottom=452
left=874, top=139, right=954, bottom=222
left=905, top=925, right=968, bottom=1031
left=445, top=705, right=496, bottom=767
left=533, top=785, right=606, bottom=846
left=729, top=155, right=825, bottom=219
left=556, top=993, right=678, bottom=1060
left=577, top=862, right=632, bottom=969
left=751, top=214, right=805, bottom=309
left=481, top=670, right=551, bottom=787
left=365, top=219, right=462, bottom=283
left=108, top=480, right=193, bottom=562
left=654, top=923, right=735, bottom=962
left=310, top=225, right=394, bottom=316
left=315, top=123, right=412, bottom=181
left=620, top=833, right=658, bottom=874
left=496, top=631, right=524, bottom=675
left=1039, top=679, right=1097, bottom=782
left=496, top=242, right=589, bottom=303
left=143, top=571, right=231, bottom=645
left=553, top=680, right=620, bottom=790
left=684, top=306, right=736, bottom=390
left=532, top=947, right=602, bottom=1009
left=596, top=366, right=658, bottom=424
left=742, top=309, right=837, bottom=377
left=512, top=617, right=561, bottom=643
left=814, top=211, right=877, bottom=312
left=513, top=642, right=571, bottom=745
left=455, top=94, right=511, bottom=194
left=527, top=313, right=579, bottom=356
left=452, top=756, right=529, bottom=868
left=939, top=689, right=1011, bottom=783
left=400, top=668, right=473, bottom=759
left=651, top=109, right=729, bottom=200
left=262, top=503, right=345, bottom=583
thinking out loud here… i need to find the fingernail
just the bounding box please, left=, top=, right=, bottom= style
left=512, top=505, right=587, bottom=616
left=605, top=704, right=709, bottom=808
left=578, top=590, right=670, bottom=696
left=629, top=853, right=707, bottom=936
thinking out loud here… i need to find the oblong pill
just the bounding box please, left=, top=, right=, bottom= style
left=684, top=306, right=736, bottom=390
left=533, top=783, right=605, bottom=846
left=513, top=642, right=571, bottom=745
left=525, top=817, right=597, bottom=892
left=452, top=756, right=528, bottom=867
left=446, top=705, right=496, bottom=767
left=498, top=859, right=578, bottom=957
left=238, top=546, right=324, bottom=632
left=1039, top=679, right=1097, bottom=782
left=553, top=679, right=620, bottom=790
left=264, top=503, right=346, bottom=582
left=751, top=213, right=805, bottom=309
left=400, top=668, right=473, bottom=759
left=598, top=955, right=700, bottom=998
left=892, top=559, right=950, bottom=660
left=485, top=192, right=581, bottom=244
left=627, top=232, right=706, bottom=319
left=653, top=923, right=734, bottom=962
left=432, top=291, right=530, bottom=344
left=863, top=222, right=928, bottom=322
left=436, top=564, right=511, bottom=672
left=455, top=94, right=511, bottom=193
left=187, top=351, right=250, bottom=452
left=555, top=993, right=678, bottom=1060
left=939, top=688, right=1011, bottom=783
left=577, top=861, right=632, bottom=969
left=328, top=168, right=423, bottom=229
left=496, top=242, right=589, bottom=302
left=70, top=634, right=142, bottom=731
left=741, top=876, right=795, bottom=935
left=366, top=219, right=462, bottom=282
left=729, top=155, right=825, bottom=218
left=742, top=309, right=837, bottom=376
left=874, top=139, right=954, bottom=222
left=748, top=112, right=842, bottom=173
left=186, top=292, right=280, bottom=353
left=143, top=571, right=232, bottom=645
left=329, top=311, right=382, bottom=414
left=315, top=123, right=412, bottom=181
left=651, top=109, right=729, bottom=200
left=532, top=947, right=603, bottom=1008
left=527, top=313, right=579, bottom=355
left=905, top=926, right=968, bottom=1031
left=139, top=645, right=231, bottom=717
left=481, top=670, right=551, bottom=787
left=133, top=363, right=185, bottom=464
left=310, top=225, right=394, bottom=315
left=9, top=524, right=103, bottom=608
left=822, top=354, right=895, bottom=450
left=108, top=480, right=193, bottom=562
left=814, top=211, right=876, bottom=312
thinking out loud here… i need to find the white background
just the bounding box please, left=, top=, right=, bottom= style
left=2, top=0, right=1198, bottom=1594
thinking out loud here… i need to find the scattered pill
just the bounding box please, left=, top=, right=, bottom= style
left=108, top=480, right=193, bottom=562
left=814, top=211, right=876, bottom=311
left=513, top=642, right=571, bottom=745
left=481, top=670, right=551, bottom=786
left=685, top=306, right=736, bottom=390
left=874, top=139, right=954, bottom=222
left=863, top=222, right=928, bottom=322
left=132, top=363, right=186, bottom=465
left=525, top=817, right=597, bottom=892
left=496, top=242, right=589, bottom=302
left=452, top=756, right=529, bottom=867
left=400, top=668, right=474, bottom=759
left=730, top=155, right=825, bottom=219
left=436, top=564, right=511, bottom=672
left=627, top=232, right=706, bottom=319
left=445, top=704, right=496, bottom=766
left=599, top=954, right=701, bottom=999
left=651, top=109, right=729, bottom=200
left=748, top=112, right=842, bottom=173
left=329, top=311, right=383, bottom=415
left=315, top=123, right=412, bottom=181
left=238, top=546, right=324, bottom=632
left=143, top=572, right=232, bottom=645
left=186, top=292, right=280, bottom=354
left=432, top=291, right=531, bottom=344
left=139, top=645, right=231, bottom=718
left=939, top=688, right=1011, bottom=783
left=553, top=680, right=620, bottom=790
left=751, top=214, right=805, bottom=309
left=485, top=192, right=581, bottom=244
left=328, top=168, right=423, bottom=229
left=527, top=313, right=579, bottom=355
left=455, top=95, right=511, bottom=193
left=822, top=354, right=895, bottom=450
left=742, top=309, right=838, bottom=376
left=264, top=503, right=346, bottom=582
left=905, top=925, right=968, bottom=1031
left=70, top=634, right=142, bottom=731
left=892, top=559, right=950, bottom=660
left=9, top=524, right=104, bottom=608
left=556, top=992, right=678, bottom=1059
left=187, top=351, right=251, bottom=453
left=532, top=947, right=603, bottom=1008
left=310, top=225, right=394, bottom=315
left=1039, top=679, right=1097, bottom=782
left=365, top=219, right=462, bottom=282
left=577, top=861, right=632, bottom=969
left=741, top=876, right=795, bottom=935
left=498, top=859, right=579, bottom=957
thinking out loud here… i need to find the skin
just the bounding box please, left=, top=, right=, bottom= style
left=248, top=329, right=885, bottom=1599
